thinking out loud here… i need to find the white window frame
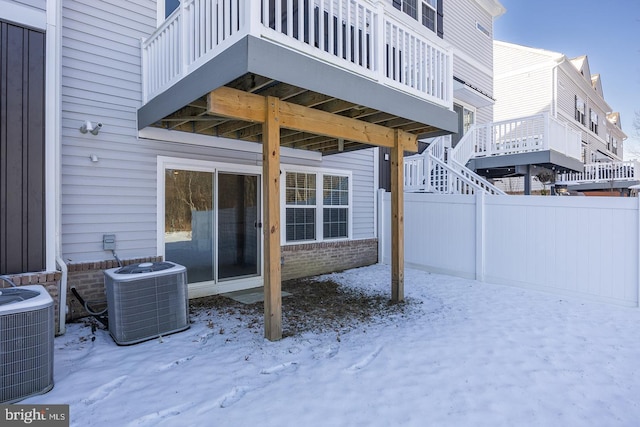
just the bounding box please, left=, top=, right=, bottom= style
left=280, top=165, right=353, bottom=245
left=575, top=96, right=586, bottom=125
left=590, top=109, right=599, bottom=134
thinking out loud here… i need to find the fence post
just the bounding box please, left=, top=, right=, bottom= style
left=475, top=191, right=485, bottom=281
left=377, top=188, right=386, bottom=264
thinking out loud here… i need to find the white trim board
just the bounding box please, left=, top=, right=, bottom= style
left=139, top=127, right=322, bottom=162
left=0, top=0, right=46, bottom=30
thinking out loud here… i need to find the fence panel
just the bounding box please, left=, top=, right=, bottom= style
left=379, top=192, right=640, bottom=306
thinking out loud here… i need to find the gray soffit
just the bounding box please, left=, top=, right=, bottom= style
left=469, top=150, right=584, bottom=173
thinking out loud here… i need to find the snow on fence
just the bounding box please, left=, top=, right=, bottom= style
left=378, top=190, right=640, bottom=307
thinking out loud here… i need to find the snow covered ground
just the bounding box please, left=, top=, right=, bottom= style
left=27, top=265, right=640, bottom=426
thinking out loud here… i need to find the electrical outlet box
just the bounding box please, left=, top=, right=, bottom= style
left=103, top=234, right=116, bottom=251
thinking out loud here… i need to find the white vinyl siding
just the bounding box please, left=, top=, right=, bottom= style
left=493, top=67, right=552, bottom=121
left=493, top=43, right=554, bottom=121
left=444, top=0, right=493, bottom=73
left=444, top=0, right=495, bottom=122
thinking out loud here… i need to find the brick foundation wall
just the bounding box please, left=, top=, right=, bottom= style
left=38, top=239, right=376, bottom=326
left=3, top=271, right=62, bottom=335
left=281, top=238, right=378, bottom=281
left=66, top=257, right=163, bottom=322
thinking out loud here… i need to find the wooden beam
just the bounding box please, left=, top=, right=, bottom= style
left=263, top=96, right=282, bottom=341
left=208, top=86, right=265, bottom=123
left=397, top=128, right=418, bottom=153
left=390, top=129, right=405, bottom=301
left=207, top=86, right=400, bottom=148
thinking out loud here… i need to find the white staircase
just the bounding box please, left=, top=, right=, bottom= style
left=404, top=136, right=506, bottom=195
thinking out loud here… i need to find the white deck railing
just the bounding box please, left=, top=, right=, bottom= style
left=142, top=0, right=452, bottom=108
left=557, top=161, right=640, bottom=185
left=467, top=113, right=582, bottom=161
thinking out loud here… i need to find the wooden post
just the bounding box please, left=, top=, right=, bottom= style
left=263, top=96, right=282, bottom=340
left=390, top=129, right=404, bottom=301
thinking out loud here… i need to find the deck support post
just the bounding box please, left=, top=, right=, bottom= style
left=263, top=96, right=282, bottom=341
left=390, top=129, right=405, bottom=301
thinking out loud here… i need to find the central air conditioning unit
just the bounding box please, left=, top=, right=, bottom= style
left=104, top=261, right=189, bottom=345
left=0, top=285, right=54, bottom=404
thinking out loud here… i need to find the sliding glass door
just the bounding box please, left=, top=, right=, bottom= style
left=164, top=167, right=260, bottom=286
left=217, top=173, right=259, bottom=280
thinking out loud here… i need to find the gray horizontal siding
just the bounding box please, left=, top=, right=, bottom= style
left=13, top=0, right=45, bottom=12
left=453, top=55, right=492, bottom=97
left=445, top=0, right=494, bottom=73
left=322, top=149, right=376, bottom=240
left=60, top=0, right=376, bottom=263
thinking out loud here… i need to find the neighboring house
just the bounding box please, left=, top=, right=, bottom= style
left=380, top=0, right=505, bottom=190
left=1, top=0, right=464, bottom=339
left=483, top=41, right=632, bottom=195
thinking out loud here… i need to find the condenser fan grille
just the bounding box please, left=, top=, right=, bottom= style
left=115, top=262, right=175, bottom=275
left=0, top=286, right=54, bottom=404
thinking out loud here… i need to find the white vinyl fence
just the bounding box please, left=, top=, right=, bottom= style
left=378, top=190, right=640, bottom=307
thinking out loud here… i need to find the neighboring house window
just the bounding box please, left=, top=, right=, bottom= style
left=285, top=172, right=317, bottom=242
left=575, top=96, right=585, bottom=125
left=395, top=0, right=441, bottom=36
left=284, top=170, right=351, bottom=243
left=606, top=131, right=611, bottom=151
left=581, top=143, right=587, bottom=163
left=165, top=0, right=180, bottom=18
left=476, top=22, right=490, bottom=37
left=403, top=0, right=418, bottom=19
left=323, top=175, right=349, bottom=239
left=422, top=2, right=436, bottom=31
left=463, top=107, right=475, bottom=134
left=451, top=103, right=475, bottom=147
left=612, top=138, right=618, bottom=155
left=590, top=109, right=598, bottom=134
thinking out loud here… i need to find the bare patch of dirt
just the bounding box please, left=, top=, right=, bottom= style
left=189, top=278, right=415, bottom=337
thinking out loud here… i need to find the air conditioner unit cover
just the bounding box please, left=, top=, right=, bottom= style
left=0, top=285, right=54, bottom=404
left=104, top=261, right=189, bottom=345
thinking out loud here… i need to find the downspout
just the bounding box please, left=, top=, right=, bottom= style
left=47, top=0, right=65, bottom=334
left=55, top=257, right=68, bottom=335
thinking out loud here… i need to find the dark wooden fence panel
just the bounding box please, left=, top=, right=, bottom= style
left=0, top=21, right=45, bottom=275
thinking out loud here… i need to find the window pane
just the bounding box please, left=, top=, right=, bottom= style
left=165, top=0, right=180, bottom=18
left=164, top=169, right=214, bottom=283
left=323, top=175, right=348, bottom=206
left=286, top=172, right=316, bottom=205
left=323, top=207, right=348, bottom=239
left=403, top=0, right=418, bottom=19
left=217, top=173, right=259, bottom=280
left=286, top=207, right=316, bottom=241
left=422, top=4, right=435, bottom=31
